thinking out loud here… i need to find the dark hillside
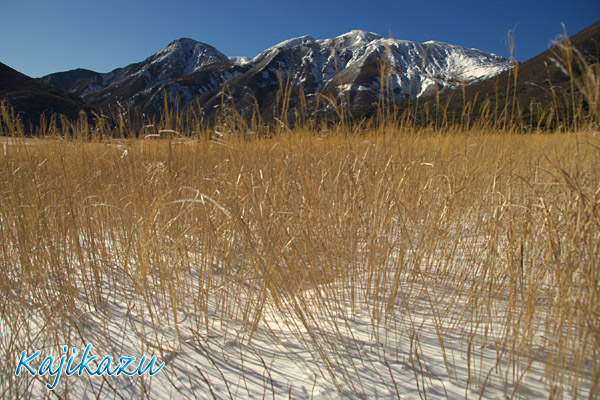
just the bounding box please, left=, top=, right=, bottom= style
left=411, top=20, right=600, bottom=129
left=0, top=62, right=90, bottom=130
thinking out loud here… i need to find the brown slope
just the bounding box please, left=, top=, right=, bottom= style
left=412, top=20, right=600, bottom=128
left=0, top=62, right=90, bottom=130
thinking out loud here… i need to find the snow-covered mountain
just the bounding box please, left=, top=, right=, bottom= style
left=40, top=31, right=511, bottom=117
left=43, top=39, right=232, bottom=95
left=40, top=39, right=242, bottom=111
left=225, top=31, right=509, bottom=110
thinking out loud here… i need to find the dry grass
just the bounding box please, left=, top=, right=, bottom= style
left=0, top=125, right=598, bottom=398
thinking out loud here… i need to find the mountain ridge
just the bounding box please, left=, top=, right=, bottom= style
left=0, top=62, right=90, bottom=129
left=38, top=30, right=511, bottom=118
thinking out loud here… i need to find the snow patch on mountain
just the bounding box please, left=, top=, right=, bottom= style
left=253, top=35, right=316, bottom=64
left=229, top=56, right=252, bottom=65
left=319, top=30, right=384, bottom=49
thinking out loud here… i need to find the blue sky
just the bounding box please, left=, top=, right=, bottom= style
left=1, top=0, right=598, bottom=78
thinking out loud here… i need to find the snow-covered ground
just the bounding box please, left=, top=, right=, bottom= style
left=3, top=230, right=592, bottom=400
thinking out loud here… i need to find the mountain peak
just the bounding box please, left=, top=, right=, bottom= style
left=162, top=38, right=205, bottom=54
left=171, top=37, right=199, bottom=45
left=321, top=30, right=384, bottom=49
left=341, top=30, right=383, bottom=41
left=162, top=38, right=218, bottom=55
left=175, top=37, right=197, bottom=42
left=152, top=38, right=231, bottom=73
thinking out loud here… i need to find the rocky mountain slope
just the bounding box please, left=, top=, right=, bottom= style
left=40, top=30, right=511, bottom=118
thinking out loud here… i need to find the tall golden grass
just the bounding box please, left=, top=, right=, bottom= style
left=0, top=39, right=598, bottom=398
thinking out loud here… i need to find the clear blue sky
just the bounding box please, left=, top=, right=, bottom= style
left=1, top=0, right=598, bottom=78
